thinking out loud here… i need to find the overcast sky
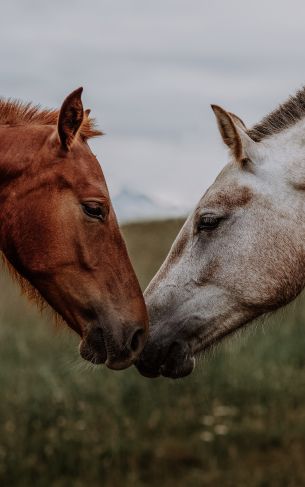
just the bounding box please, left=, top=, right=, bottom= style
left=2, top=0, right=305, bottom=210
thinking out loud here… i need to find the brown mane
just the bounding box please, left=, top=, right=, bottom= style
left=0, top=98, right=103, bottom=139
left=1, top=253, right=65, bottom=329
left=247, top=86, right=305, bottom=142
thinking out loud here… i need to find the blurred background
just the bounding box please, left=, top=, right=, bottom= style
left=2, top=1, right=305, bottom=485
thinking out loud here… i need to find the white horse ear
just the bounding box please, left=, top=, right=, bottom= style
left=228, top=111, right=247, bottom=130
left=211, top=105, right=260, bottom=164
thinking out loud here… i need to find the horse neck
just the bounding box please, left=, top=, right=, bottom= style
left=261, top=119, right=305, bottom=169
left=0, top=125, right=41, bottom=250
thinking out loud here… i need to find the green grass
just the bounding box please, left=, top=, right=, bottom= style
left=1, top=218, right=305, bottom=486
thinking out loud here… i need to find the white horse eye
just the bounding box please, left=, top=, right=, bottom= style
left=197, top=215, right=222, bottom=232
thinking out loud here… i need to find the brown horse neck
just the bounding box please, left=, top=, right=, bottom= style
left=0, top=125, right=47, bottom=250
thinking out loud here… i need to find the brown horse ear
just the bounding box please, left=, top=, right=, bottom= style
left=58, top=87, right=84, bottom=150
left=211, top=105, right=243, bottom=160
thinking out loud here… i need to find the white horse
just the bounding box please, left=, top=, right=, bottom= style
left=137, top=86, right=305, bottom=379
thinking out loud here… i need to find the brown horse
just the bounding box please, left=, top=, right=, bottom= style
left=0, top=87, right=148, bottom=370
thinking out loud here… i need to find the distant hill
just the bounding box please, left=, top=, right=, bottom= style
left=112, top=188, right=187, bottom=223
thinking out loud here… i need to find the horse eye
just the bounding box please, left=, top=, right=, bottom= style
left=197, top=215, right=222, bottom=232
left=81, top=203, right=108, bottom=221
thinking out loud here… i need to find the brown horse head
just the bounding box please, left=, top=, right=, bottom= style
left=0, top=88, right=148, bottom=370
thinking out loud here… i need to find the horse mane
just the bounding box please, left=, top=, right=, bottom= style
left=1, top=252, right=65, bottom=328
left=247, top=86, right=305, bottom=142
left=0, top=98, right=103, bottom=139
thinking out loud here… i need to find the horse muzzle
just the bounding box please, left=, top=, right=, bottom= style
left=136, top=339, right=195, bottom=379
left=79, top=322, right=147, bottom=370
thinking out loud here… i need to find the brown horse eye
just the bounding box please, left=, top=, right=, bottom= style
left=82, top=203, right=108, bottom=221
left=198, top=215, right=222, bottom=232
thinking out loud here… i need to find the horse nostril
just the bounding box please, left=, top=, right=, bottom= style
left=104, top=325, right=147, bottom=370
left=130, top=328, right=145, bottom=354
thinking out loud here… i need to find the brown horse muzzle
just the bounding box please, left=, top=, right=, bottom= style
left=79, top=322, right=147, bottom=370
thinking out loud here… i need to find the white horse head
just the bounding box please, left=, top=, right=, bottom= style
left=137, top=87, right=305, bottom=379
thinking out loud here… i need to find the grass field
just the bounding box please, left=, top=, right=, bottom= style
left=1, top=218, right=305, bottom=486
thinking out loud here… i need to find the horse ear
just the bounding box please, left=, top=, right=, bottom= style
left=57, top=87, right=84, bottom=150
left=211, top=105, right=259, bottom=163
left=211, top=105, right=243, bottom=160
left=228, top=111, right=247, bottom=130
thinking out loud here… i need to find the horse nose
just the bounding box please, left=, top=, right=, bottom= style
left=79, top=323, right=147, bottom=370
left=106, top=325, right=147, bottom=370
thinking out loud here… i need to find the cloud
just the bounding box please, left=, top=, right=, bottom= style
left=1, top=0, right=305, bottom=214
